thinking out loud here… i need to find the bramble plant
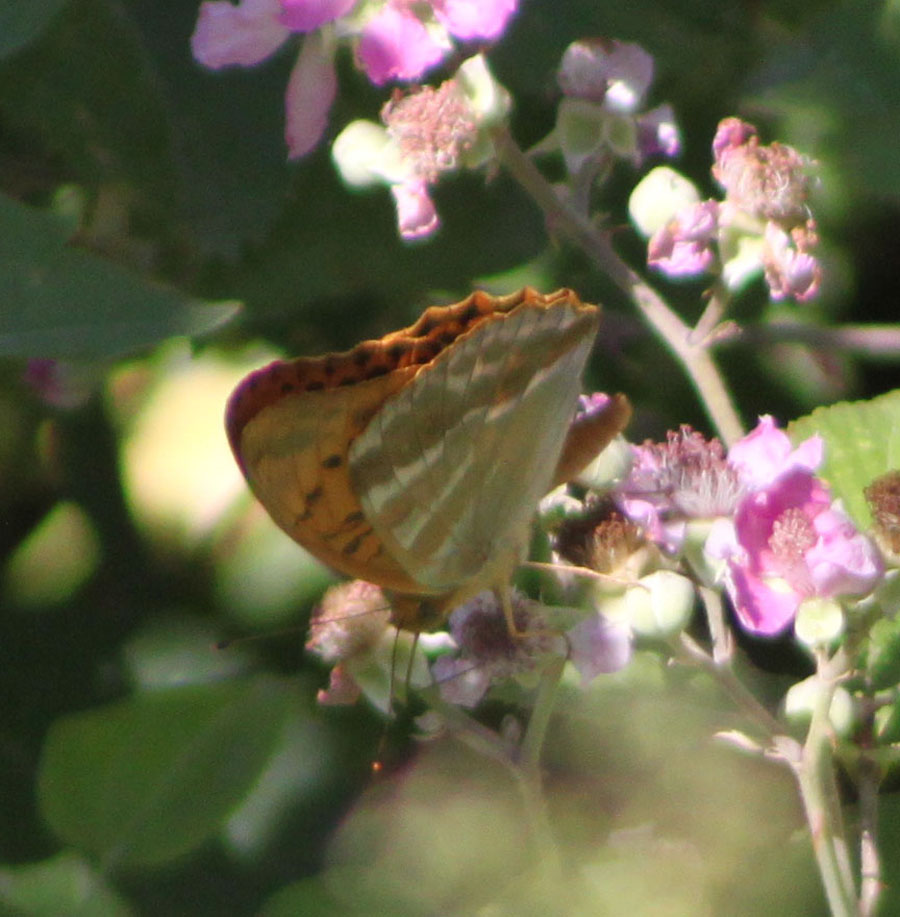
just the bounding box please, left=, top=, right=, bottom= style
left=4, top=1, right=900, bottom=915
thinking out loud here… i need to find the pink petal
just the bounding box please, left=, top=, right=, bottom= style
left=356, top=5, right=447, bottom=85
left=316, top=664, right=362, bottom=705
left=763, top=223, right=821, bottom=302
left=279, top=0, right=356, bottom=32
left=432, top=656, right=491, bottom=707
left=191, top=0, right=290, bottom=69
left=433, top=0, right=518, bottom=41
left=637, top=104, right=681, bottom=159
left=567, top=614, right=631, bottom=685
left=284, top=32, right=336, bottom=158
left=647, top=200, right=718, bottom=277
left=728, top=416, right=822, bottom=490
left=727, top=562, right=801, bottom=636
left=392, top=181, right=440, bottom=239
left=807, top=507, right=883, bottom=596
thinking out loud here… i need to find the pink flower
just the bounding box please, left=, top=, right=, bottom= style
left=647, top=200, right=719, bottom=277
left=192, top=0, right=343, bottom=158
left=192, top=0, right=518, bottom=159
left=762, top=222, right=822, bottom=302
left=615, top=426, right=743, bottom=552
left=356, top=4, right=448, bottom=85
left=391, top=181, right=440, bottom=239
left=707, top=418, right=882, bottom=635
left=433, top=0, right=518, bottom=41
left=727, top=415, right=822, bottom=490
left=432, top=591, right=559, bottom=708
left=279, top=0, right=356, bottom=31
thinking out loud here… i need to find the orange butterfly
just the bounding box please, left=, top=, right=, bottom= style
left=226, top=288, right=630, bottom=631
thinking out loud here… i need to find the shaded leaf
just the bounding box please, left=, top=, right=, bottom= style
left=37, top=676, right=293, bottom=869
left=0, top=0, right=70, bottom=59
left=0, top=850, right=133, bottom=916
left=0, top=194, right=238, bottom=358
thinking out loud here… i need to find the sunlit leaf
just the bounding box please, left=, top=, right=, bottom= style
left=789, top=390, right=900, bottom=527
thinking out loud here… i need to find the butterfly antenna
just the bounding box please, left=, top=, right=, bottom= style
left=214, top=625, right=305, bottom=651
left=373, top=626, right=413, bottom=775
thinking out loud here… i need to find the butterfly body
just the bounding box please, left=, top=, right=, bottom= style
left=226, top=288, right=629, bottom=631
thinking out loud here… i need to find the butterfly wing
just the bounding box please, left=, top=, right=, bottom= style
left=349, top=292, right=599, bottom=597
left=226, top=356, right=425, bottom=592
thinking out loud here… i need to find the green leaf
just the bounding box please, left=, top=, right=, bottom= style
left=260, top=880, right=364, bottom=917
left=866, top=615, right=900, bottom=691
left=0, top=194, right=239, bottom=359
left=37, top=676, right=294, bottom=870
left=789, top=390, right=900, bottom=528
left=0, top=850, right=133, bottom=917
left=0, top=0, right=70, bottom=59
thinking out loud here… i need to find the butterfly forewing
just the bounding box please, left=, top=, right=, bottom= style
left=349, top=296, right=599, bottom=594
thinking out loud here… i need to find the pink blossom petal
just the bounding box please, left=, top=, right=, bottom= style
left=807, top=507, right=883, bottom=595
left=647, top=200, right=719, bottom=277
left=433, top=0, right=518, bottom=40
left=279, top=0, right=356, bottom=32
left=192, top=0, right=290, bottom=69
left=567, top=614, right=632, bottom=685
left=727, top=562, right=801, bottom=635
left=432, top=656, right=491, bottom=707
left=356, top=5, right=448, bottom=85
left=637, top=104, right=681, bottom=159
left=763, top=223, right=821, bottom=301
left=728, top=416, right=823, bottom=490
left=392, top=180, right=440, bottom=239
left=316, top=663, right=362, bottom=705
left=284, top=32, right=336, bottom=158
left=558, top=39, right=653, bottom=111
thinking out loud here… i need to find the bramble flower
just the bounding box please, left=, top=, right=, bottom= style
left=546, top=39, right=680, bottom=175
left=191, top=0, right=519, bottom=159
left=614, top=426, right=744, bottom=553
left=432, top=591, right=561, bottom=707
left=631, top=118, right=821, bottom=301
left=332, top=54, right=509, bottom=238
left=432, top=590, right=631, bottom=706
left=191, top=0, right=343, bottom=158
left=305, top=579, right=392, bottom=706
left=706, top=418, right=882, bottom=636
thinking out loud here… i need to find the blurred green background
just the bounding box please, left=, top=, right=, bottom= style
left=2, top=0, right=900, bottom=913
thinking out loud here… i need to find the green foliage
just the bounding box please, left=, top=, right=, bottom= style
left=789, top=389, right=900, bottom=527
left=37, top=677, right=294, bottom=868
left=0, top=194, right=238, bottom=358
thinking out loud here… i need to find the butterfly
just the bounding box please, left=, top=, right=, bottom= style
left=226, top=288, right=630, bottom=632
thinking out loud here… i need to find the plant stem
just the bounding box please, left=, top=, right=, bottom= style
left=791, top=649, right=859, bottom=917
left=490, top=125, right=745, bottom=445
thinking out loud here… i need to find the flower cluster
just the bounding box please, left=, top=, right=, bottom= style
left=332, top=54, right=509, bottom=238
left=613, top=417, right=882, bottom=636
left=191, top=0, right=518, bottom=159
left=630, top=118, right=822, bottom=301
left=538, top=39, right=680, bottom=180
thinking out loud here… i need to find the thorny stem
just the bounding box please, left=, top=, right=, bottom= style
left=858, top=749, right=882, bottom=917
left=737, top=321, right=900, bottom=360
left=490, top=125, right=745, bottom=446
left=791, top=648, right=858, bottom=917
